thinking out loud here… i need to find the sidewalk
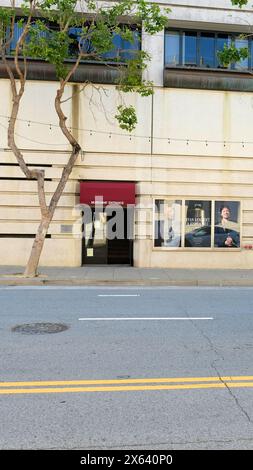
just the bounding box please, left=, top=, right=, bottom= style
left=1, top=265, right=253, bottom=286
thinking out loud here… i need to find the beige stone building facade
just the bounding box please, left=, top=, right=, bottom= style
left=1, top=0, right=253, bottom=268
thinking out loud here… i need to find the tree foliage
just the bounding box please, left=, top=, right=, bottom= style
left=231, top=0, right=249, bottom=7
left=0, top=0, right=169, bottom=130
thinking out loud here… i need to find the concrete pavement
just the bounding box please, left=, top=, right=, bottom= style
left=1, top=265, right=253, bottom=286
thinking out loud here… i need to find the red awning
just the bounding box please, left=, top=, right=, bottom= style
left=80, top=181, right=135, bottom=206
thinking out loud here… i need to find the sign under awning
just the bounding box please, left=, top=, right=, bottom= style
left=80, top=181, right=135, bottom=206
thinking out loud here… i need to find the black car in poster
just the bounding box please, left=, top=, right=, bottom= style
left=185, top=225, right=240, bottom=248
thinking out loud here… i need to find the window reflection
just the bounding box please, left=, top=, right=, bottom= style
left=164, top=31, right=180, bottom=65
left=183, top=32, right=197, bottom=66
left=235, top=37, right=249, bottom=70
left=200, top=33, right=215, bottom=68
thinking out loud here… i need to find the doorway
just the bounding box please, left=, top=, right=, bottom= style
left=82, top=206, right=133, bottom=265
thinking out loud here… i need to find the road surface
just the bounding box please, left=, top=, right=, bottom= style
left=0, top=286, right=253, bottom=450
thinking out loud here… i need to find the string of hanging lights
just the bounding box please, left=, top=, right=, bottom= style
left=0, top=114, right=252, bottom=148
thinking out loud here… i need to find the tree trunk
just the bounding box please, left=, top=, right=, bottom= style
left=24, top=216, right=51, bottom=277
left=23, top=146, right=81, bottom=278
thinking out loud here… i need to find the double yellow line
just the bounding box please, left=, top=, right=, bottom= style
left=1, top=376, right=253, bottom=395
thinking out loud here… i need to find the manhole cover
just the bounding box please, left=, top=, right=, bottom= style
left=11, top=323, right=69, bottom=335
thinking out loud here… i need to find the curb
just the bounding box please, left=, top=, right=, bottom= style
left=1, top=278, right=253, bottom=287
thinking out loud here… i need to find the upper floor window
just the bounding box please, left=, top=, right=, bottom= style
left=4, top=17, right=57, bottom=56
left=165, top=29, right=250, bottom=70
left=102, top=30, right=140, bottom=61
left=184, top=31, right=198, bottom=66
left=68, top=27, right=140, bottom=61
left=164, top=31, right=180, bottom=65
left=4, top=18, right=141, bottom=63
left=6, top=21, right=24, bottom=54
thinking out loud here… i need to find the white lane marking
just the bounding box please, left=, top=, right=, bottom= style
left=98, top=294, right=140, bottom=297
left=78, top=317, right=213, bottom=321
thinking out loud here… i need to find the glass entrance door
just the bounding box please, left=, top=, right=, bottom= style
left=82, top=208, right=107, bottom=265
left=82, top=207, right=133, bottom=265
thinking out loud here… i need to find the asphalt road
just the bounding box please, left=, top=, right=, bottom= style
left=1, top=286, right=253, bottom=450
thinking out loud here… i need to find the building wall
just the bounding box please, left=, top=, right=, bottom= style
left=1, top=0, right=253, bottom=268
left=1, top=78, right=253, bottom=267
